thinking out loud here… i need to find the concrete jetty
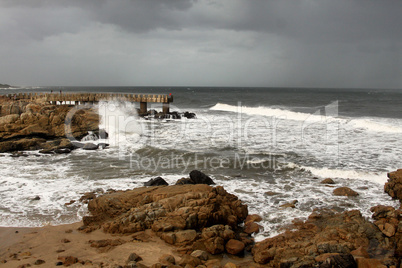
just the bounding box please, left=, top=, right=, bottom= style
left=5, top=92, right=174, bottom=114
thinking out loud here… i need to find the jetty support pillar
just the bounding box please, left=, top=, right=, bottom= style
left=140, top=102, right=147, bottom=114
left=163, top=103, right=170, bottom=114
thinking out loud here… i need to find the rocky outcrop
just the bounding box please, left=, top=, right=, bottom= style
left=252, top=209, right=398, bottom=267
left=385, top=169, right=402, bottom=202
left=82, top=184, right=251, bottom=256
left=0, top=99, right=99, bottom=152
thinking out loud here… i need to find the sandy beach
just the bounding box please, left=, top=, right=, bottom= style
left=0, top=222, right=183, bottom=267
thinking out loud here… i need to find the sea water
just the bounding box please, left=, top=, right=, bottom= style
left=0, top=87, right=401, bottom=241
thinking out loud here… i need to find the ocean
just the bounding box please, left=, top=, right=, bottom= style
left=1, top=87, right=401, bottom=241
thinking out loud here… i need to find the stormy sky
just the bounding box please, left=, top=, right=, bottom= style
left=1, top=0, right=401, bottom=88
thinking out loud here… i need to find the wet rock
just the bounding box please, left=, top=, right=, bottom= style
left=98, top=143, right=109, bottom=149
left=98, top=129, right=109, bottom=139
left=189, top=170, right=215, bottom=185
left=280, top=200, right=298, bottom=208
left=39, top=149, right=55, bottom=154
left=144, top=177, right=168, bottom=187
left=54, top=148, right=71, bottom=154
left=244, top=222, right=260, bottom=234
left=333, top=187, right=359, bottom=197
left=183, top=112, right=196, bottom=119
left=82, top=143, right=99, bottom=150
left=175, top=178, right=195, bottom=185
left=32, top=195, right=41, bottom=201
left=225, top=239, right=245, bottom=255
left=385, top=169, right=402, bottom=202
left=321, top=178, right=335, bottom=184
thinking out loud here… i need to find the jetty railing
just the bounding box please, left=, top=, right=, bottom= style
left=5, top=92, right=173, bottom=114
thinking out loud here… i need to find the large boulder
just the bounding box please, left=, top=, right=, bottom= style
left=83, top=185, right=248, bottom=235
left=189, top=170, right=215, bottom=185
left=385, top=169, right=402, bottom=202
left=144, top=177, right=168, bottom=187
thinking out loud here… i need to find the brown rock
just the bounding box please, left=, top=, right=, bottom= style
left=333, top=187, right=359, bottom=197
left=350, top=247, right=370, bottom=258
left=223, top=263, right=237, bottom=268
left=280, top=200, right=298, bottom=208
left=127, top=252, right=142, bottom=262
left=57, top=256, right=79, bottom=266
left=177, top=255, right=202, bottom=267
left=385, top=169, right=402, bottom=202
left=190, top=250, right=208, bottom=261
left=158, top=254, right=176, bottom=265
left=84, top=185, right=248, bottom=234
left=252, top=209, right=391, bottom=266
left=245, top=214, right=262, bottom=224
left=321, top=178, right=335, bottom=184
left=244, top=222, right=260, bottom=234
left=225, top=239, right=245, bottom=255
left=174, top=229, right=197, bottom=244
left=355, top=258, right=387, bottom=268
left=34, top=259, right=46, bottom=265
left=204, top=237, right=225, bottom=255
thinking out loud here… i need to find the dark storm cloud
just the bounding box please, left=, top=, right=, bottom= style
left=0, top=0, right=401, bottom=88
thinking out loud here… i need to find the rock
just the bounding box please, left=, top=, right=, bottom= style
left=34, top=259, right=46, bottom=265
left=54, top=148, right=71, bottom=154
left=385, top=169, right=402, bottom=202
left=225, top=239, right=245, bottom=255
left=280, top=200, right=298, bottom=208
left=244, top=222, right=260, bottom=234
left=82, top=143, right=99, bottom=150
left=144, top=177, right=168, bottom=187
left=174, top=229, right=197, bottom=244
left=98, top=129, right=109, bottom=139
left=158, top=254, right=175, bottom=265
left=177, top=255, right=201, bottom=267
left=175, top=178, right=195, bottom=185
left=83, top=185, right=248, bottom=234
left=321, top=178, right=335, bottom=184
left=252, top=209, right=392, bottom=266
left=350, top=247, right=370, bottom=258
left=355, top=258, right=387, bottom=268
left=204, top=237, right=225, bottom=254
left=189, top=170, right=215, bottom=185
left=223, top=263, right=237, bottom=268
left=245, top=214, right=262, bottom=224
left=57, top=256, right=79, bottom=266
left=32, top=195, right=40, bottom=201
left=183, top=112, right=196, bottom=119
left=39, top=149, right=55, bottom=154
left=319, top=254, right=357, bottom=268
left=98, top=143, right=109, bottom=149
left=71, top=141, right=85, bottom=148
left=264, top=191, right=280, bottom=196
left=127, top=253, right=142, bottom=262
left=333, top=187, right=359, bottom=197
left=191, top=250, right=208, bottom=261
left=61, top=238, right=70, bottom=243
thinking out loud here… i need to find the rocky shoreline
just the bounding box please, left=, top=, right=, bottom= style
left=0, top=96, right=195, bottom=154
left=0, top=169, right=401, bottom=267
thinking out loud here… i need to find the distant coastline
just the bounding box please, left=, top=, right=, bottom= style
left=0, top=84, right=12, bottom=88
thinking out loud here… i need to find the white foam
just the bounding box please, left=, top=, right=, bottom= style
left=210, top=103, right=322, bottom=122
left=348, top=118, right=402, bottom=133
left=300, top=166, right=388, bottom=185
